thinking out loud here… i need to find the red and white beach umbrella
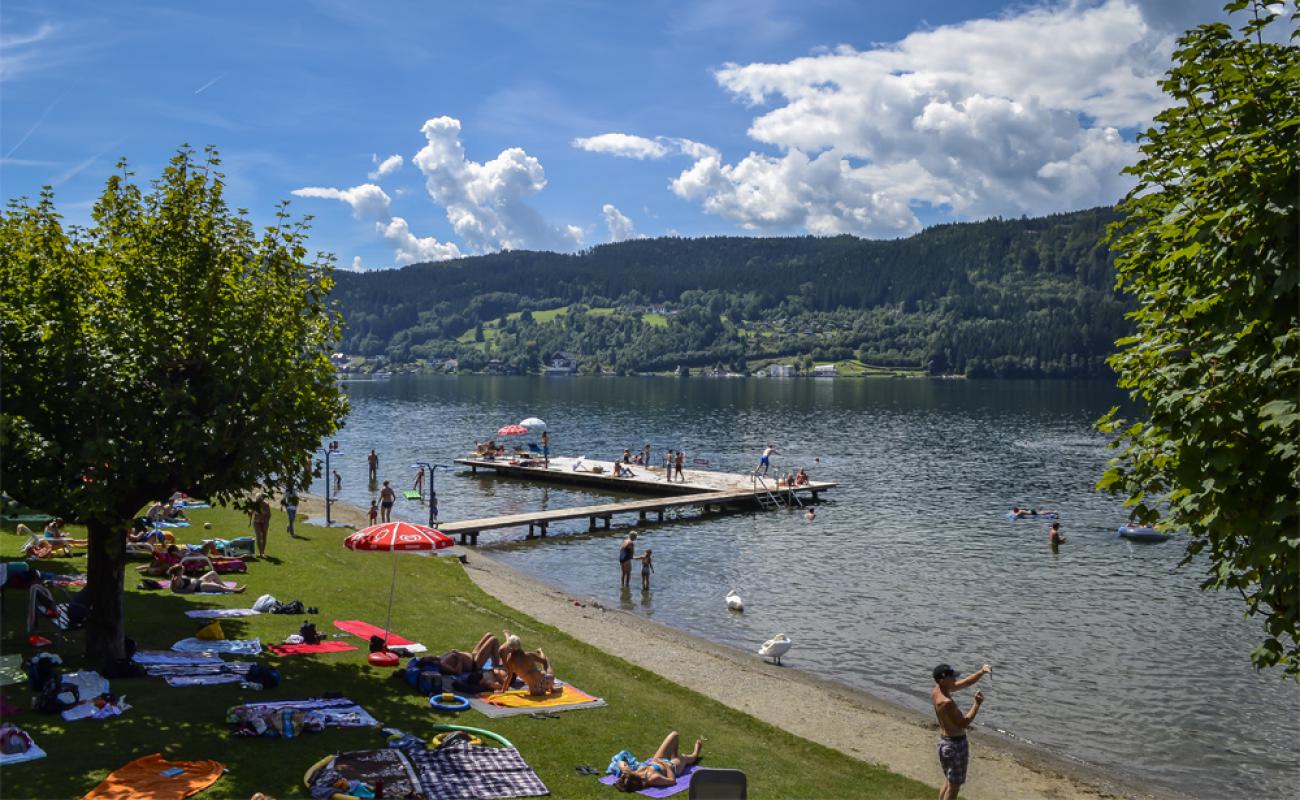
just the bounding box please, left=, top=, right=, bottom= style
left=343, top=521, right=453, bottom=664
left=344, top=521, right=454, bottom=552
left=497, top=423, right=529, bottom=436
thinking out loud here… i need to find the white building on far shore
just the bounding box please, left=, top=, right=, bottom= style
left=768, top=364, right=796, bottom=377
left=811, top=364, right=838, bottom=378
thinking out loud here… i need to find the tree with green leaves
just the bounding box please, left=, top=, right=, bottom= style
left=0, top=146, right=348, bottom=667
left=1098, top=2, right=1299, bottom=674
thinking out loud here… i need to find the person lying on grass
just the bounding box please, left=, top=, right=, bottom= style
left=439, top=632, right=501, bottom=675
left=614, top=731, right=706, bottom=792
left=496, top=632, right=557, bottom=696
left=167, top=564, right=244, bottom=594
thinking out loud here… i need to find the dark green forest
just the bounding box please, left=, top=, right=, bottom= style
left=331, top=207, right=1128, bottom=377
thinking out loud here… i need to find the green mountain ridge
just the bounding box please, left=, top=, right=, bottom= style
left=332, top=207, right=1128, bottom=377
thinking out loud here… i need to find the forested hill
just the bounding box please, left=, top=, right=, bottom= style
left=332, top=207, right=1128, bottom=377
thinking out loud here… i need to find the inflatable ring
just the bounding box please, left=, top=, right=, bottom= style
left=429, top=692, right=471, bottom=713
left=431, top=723, right=513, bottom=748
left=431, top=731, right=483, bottom=747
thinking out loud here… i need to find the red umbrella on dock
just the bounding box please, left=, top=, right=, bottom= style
left=344, top=522, right=453, bottom=665
left=497, top=423, right=529, bottom=436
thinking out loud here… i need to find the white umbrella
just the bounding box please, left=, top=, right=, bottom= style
left=520, top=417, right=546, bottom=430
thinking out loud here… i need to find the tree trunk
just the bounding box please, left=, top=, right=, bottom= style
left=84, top=518, right=127, bottom=666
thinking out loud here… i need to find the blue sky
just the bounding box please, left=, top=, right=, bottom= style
left=1, top=1, right=1229, bottom=270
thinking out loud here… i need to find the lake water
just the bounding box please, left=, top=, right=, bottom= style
left=314, top=375, right=1298, bottom=798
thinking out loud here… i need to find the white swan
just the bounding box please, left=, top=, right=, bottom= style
left=759, top=633, right=792, bottom=665
left=725, top=589, right=743, bottom=612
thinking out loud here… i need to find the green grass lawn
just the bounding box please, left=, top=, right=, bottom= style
left=1, top=507, right=930, bottom=799
left=641, top=313, right=668, bottom=328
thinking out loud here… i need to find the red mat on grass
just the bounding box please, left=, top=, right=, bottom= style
left=332, top=620, right=415, bottom=646
left=267, top=641, right=358, bottom=656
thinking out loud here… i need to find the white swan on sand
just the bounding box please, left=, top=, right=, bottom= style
left=725, top=589, right=743, bottom=612
left=759, top=633, right=792, bottom=665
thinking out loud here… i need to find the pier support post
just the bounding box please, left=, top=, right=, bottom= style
left=471, top=465, right=477, bottom=474
left=540, top=522, right=548, bottom=537
left=639, top=511, right=647, bottom=521
left=527, top=523, right=535, bottom=540
left=589, top=516, right=597, bottom=531
left=657, top=510, right=664, bottom=522
left=470, top=531, right=479, bottom=546
left=602, top=515, right=611, bottom=529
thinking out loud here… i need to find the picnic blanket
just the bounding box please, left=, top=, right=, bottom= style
left=83, top=752, right=224, bottom=800
left=134, top=651, right=224, bottom=666
left=229, top=697, right=379, bottom=728
left=143, top=660, right=255, bottom=687
left=468, top=682, right=607, bottom=718
left=171, top=637, right=262, bottom=656
left=309, top=742, right=548, bottom=800
left=0, top=724, right=45, bottom=765
left=599, top=765, right=697, bottom=797
left=333, top=619, right=415, bottom=646
left=0, top=653, right=25, bottom=687
left=184, top=608, right=260, bottom=619
left=267, top=640, right=358, bottom=656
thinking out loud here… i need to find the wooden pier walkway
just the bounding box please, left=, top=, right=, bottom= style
left=444, top=455, right=833, bottom=544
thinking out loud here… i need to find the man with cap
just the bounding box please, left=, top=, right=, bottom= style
left=930, top=661, right=992, bottom=799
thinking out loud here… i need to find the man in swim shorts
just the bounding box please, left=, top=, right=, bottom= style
left=757, top=444, right=777, bottom=475
left=930, top=662, right=991, bottom=799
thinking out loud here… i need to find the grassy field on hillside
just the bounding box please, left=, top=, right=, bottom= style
left=1, top=507, right=930, bottom=799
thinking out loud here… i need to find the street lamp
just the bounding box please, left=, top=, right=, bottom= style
left=412, top=462, right=450, bottom=528
left=316, top=442, right=344, bottom=527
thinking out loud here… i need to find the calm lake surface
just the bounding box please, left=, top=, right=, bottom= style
left=314, top=375, right=1298, bottom=798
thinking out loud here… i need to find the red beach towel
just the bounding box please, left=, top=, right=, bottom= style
left=267, top=641, right=358, bottom=656
left=332, top=620, right=415, bottom=646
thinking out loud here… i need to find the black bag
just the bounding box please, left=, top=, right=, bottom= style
left=369, top=634, right=387, bottom=653
left=246, top=663, right=281, bottom=688
left=271, top=600, right=305, bottom=615
left=299, top=621, right=320, bottom=645
left=34, top=678, right=77, bottom=714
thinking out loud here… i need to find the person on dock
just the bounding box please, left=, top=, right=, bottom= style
left=368, top=500, right=379, bottom=526
left=623, top=448, right=632, bottom=463
left=664, top=448, right=672, bottom=473
left=413, top=466, right=425, bottom=497
left=931, top=662, right=992, bottom=800
left=619, top=532, right=638, bottom=588
left=368, top=449, right=378, bottom=482
left=643, top=444, right=651, bottom=468
left=542, top=431, right=550, bottom=468
left=1048, top=522, right=1066, bottom=547
left=674, top=450, right=685, bottom=482
left=379, top=480, right=396, bottom=523
left=757, top=444, right=777, bottom=476
left=637, top=548, right=654, bottom=590
left=249, top=494, right=272, bottom=557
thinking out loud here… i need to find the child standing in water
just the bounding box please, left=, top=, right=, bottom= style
left=368, top=500, right=379, bottom=526
left=638, top=548, right=654, bottom=590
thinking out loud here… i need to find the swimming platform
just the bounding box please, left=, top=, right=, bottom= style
left=444, top=455, right=835, bottom=545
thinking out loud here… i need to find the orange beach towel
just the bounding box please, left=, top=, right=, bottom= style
left=484, top=683, right=597, bottom=708
left=83, top=753, right=224, bottom=800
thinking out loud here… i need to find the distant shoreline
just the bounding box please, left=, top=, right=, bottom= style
left=304, top=491, right=1180, bottom=800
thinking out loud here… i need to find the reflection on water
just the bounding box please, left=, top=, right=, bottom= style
left=315, top=375, right=1299, bottom=799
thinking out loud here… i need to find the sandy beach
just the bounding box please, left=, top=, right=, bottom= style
left=301, top=494, right=1180, bottom=799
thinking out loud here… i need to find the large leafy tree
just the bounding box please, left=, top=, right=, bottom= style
left=0, top=146, right=348, bottom=665
left=1099, top=3, right=1299, bottom=673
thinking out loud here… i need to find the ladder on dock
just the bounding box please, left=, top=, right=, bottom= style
left=752, top=475, right=785, bottom=510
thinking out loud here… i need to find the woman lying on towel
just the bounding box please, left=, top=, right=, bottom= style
left=168, top=565, right=244, bottom=594
left=614, top=731, right=706, bottom=793
left=496, top=632, right=558, bottom=697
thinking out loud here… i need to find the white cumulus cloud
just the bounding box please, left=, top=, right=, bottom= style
left=572, top=133, right=718, bottom=161
left=292, top=182, right=461, bottom=266
left=292, top=184, right=392, bottom=220
left=665, top=0, right=1170, bottom=236
left=368, top=153, right=404, bottom=180
left=602, top=203, right=637, bottom=242
left=413, top=116, right=580, bottom=253
left=378, top=217, right=462, bottom=264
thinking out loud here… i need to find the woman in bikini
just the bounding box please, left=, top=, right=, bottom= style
left=168, top=564, right=244, bottom=594
left=614, top=731, right=705, bottom=792
left=495, top=633, right=557, bottom=696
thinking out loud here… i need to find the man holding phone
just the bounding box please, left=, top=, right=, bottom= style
left=930, top=661, right=992, bottom=799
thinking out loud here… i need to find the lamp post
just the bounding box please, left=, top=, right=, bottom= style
left=413, top=462, right=449, bottom=527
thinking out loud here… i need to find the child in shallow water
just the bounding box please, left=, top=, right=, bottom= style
left=638, top=549, right=654, bottom=590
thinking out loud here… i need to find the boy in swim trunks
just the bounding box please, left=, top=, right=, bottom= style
left=930, top=662, right=991, bottom=799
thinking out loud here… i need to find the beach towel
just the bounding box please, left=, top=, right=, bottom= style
left=469, top=682, right=607, bottom=718
left=332, top=620, right=416, bottom=646
left=154, top=521, right=191, bottom=528
left=184, top=608, right=260, bottom=619
left=171, top=637, right=261, bottom=656
left=228, top=697, right=379, bottom=728
left=599, top=765, right=697, bottom=797
left=408, top=739, right=549, bottom=799
left=143, top=660, right=254, bottom=687
left=134, top=651, right=224, bottom=667
left=83, top=752, right=223, bottom=800
left=309, top=749, right=423, bottom=799
left=267, top=640, right=357, bottom=656
left=0, top=724, right=46, bottom=766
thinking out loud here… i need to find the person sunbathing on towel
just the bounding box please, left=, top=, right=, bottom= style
left=496, top=632, right=557, bottom=696
left=168, top=564, right=244, bottom=594
left=614, top=731, right=706, bottom=792
left=439, top=632, right=501, bottom=675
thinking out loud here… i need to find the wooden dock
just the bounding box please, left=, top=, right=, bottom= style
left=444, top=455, right=833, bottom=545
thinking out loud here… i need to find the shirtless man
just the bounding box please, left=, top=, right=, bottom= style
left=379, top=480, right=396, bottom=523
left=930, top=662, right=991, bottom=800
left=439, top=632, right=500, bottom=675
